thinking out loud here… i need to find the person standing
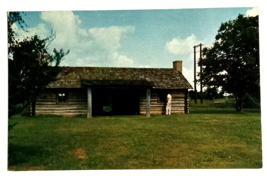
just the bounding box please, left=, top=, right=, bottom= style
left=166, top=94, right=172, bottom=115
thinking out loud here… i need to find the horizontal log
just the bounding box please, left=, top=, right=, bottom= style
left=139, top=102, right=188, bottom=106
left=140, top=93, right=185, bottom=98
left=36, top=102, right=57, bottom=105
left=68, top=96, right=87, bottom=99
left=36, top=98, right=56, bottom=102
left=68, top=99, right=87, bottom=102
left=37, top=99, right=88, bottom=103
left=139, top=100, right=186, bottom=105
left=140, top=110, right=185, bottom=112
left=36, top=102, right=87, bottom=105
left=140, top=111, right=185, bottom=115
left=140, top=109, right=185, bottom=112
left=36, top=107, right=87, bottom=111
left=139, top=102, right=164, bottom=105
left=140, top=107, right=185, bottom=111
left=36, top=105, right=87, bottom=108
left=36, top=109, right=87, bottom=113
left=66, top=102, right=87, bottom=105
left=140, top=105, right=184, bottom=108
left=140, top=98, right=186, bottom=102
left=68, top=92, right=87, bottom=96
left=37, top=95, right=56, bottom=99
left=139, top=99, right=157, bottom=102
left=35, top=112, right=87, bottom=116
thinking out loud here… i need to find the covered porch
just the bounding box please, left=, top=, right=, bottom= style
left=86, top=87, right=151, bottom=118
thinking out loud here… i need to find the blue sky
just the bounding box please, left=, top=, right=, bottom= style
left=11, top=7, right=258, bottom=87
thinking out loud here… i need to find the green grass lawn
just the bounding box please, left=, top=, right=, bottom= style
left=8, top=108, right=262, bottom=170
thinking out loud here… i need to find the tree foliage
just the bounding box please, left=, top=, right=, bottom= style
left=199, top=14, right=259, bottom=112
left=8, top=12, right=28, bottom=55
left=203, top=87, right=224, bottom=100
left=188, top=88, right=223, bottom=100
left=8, top=12, right=69, bottom=117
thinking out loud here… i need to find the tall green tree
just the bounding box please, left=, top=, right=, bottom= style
left=199, top=14, right=259, bottom=112
left=8, top=12, right=69, bottom=116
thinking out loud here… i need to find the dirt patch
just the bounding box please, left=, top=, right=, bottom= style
left=75, top=148, right=88, bottom=159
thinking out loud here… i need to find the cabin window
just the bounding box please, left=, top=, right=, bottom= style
left=58, top=92, right=67, bottom=103
left=158, top=92, right=168, bottom=103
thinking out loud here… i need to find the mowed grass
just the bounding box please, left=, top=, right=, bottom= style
left=8, top=108, right=262, bottom=170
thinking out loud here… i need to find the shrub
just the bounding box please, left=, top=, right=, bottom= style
left=242, top=93, right=260, bottom=109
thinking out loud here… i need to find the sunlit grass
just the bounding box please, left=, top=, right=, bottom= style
left=8, top=108, right=262, bottom=170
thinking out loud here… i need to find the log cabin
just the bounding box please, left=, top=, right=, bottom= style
left=34, top=60, right=193, bottom=117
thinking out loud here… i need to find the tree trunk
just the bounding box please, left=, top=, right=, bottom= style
left=31, top=99, right=36, bottom=116
left=31, top=92, right=37, bottom=116
left=30, top=89, right=41, bottom=116
left=235, top=94, right=240, bottom=112
left=235, top=91, right=243, bottom=113
left=239, top=91, right=243, bottom=112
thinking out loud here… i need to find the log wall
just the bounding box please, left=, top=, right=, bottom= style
left=35, top=88, right=87, bottom=116
left=139, top=89, right=189, bottom=115
left=34, top=88, right=189, bottom=116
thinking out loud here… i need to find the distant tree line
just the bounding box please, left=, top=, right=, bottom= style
left=189, top=87, right=224, bottom=100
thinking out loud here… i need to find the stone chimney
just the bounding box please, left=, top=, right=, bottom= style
left=173, top=60, right=183, bottom=73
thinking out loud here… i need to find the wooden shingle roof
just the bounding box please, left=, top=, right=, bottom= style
left=47, top=67, right=193, bottom=89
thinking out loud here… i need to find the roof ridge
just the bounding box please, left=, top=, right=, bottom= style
left=59, top=66, right=174, bottom=69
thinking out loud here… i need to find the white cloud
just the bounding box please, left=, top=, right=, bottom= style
left=12, top=11, right=144, bottom=68
left=40, top=11, right=139, bottom=67
left=165, top=34, right=201, bottom=56
left=165, top=34, right=212, bottom=91
left=41, top=11, right=81, bottom=47
left=12, top=23, right=49, bottom=41
left=246, top=7, right=259, bottom=17
left=115, top=54, right=134, bottom=67
left=88, top=26, right=135, bottom=52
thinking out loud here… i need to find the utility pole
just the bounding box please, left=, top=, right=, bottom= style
left=200, top=43, right=203, bottom=104
left=193, top=46, right=197, bottom=104
left=193, top=43, right=203, bottom=104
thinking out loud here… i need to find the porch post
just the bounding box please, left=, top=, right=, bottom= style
left=146, top=88, right=150, bottom=117
left=87, top=88, right=92, bottom=118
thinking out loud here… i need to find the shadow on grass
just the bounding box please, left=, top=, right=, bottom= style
left=8, top=122, right=18, bottom=131
left=190, top=108, right=261, bottom=114
left=8, top=143, right=49, bottom=166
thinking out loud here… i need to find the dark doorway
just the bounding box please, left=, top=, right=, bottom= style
left=92, top=88, right=140, bottom=116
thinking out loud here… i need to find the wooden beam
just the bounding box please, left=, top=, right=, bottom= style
left=146, top=89, right=150, bottom=117
left=87, top=88, right=92, bottom=118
